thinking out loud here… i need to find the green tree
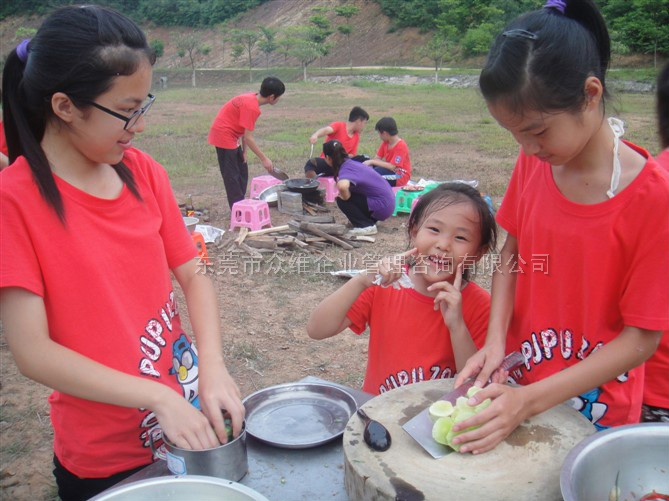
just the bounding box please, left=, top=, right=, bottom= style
left=258, top=26, right=278, bottom=70
left=335, top=5, right=359, bottom=69
left=418, top=34, right=455, bottom=83
left=231, top=28, right=261, bottom=83
left=285, top=26, right=328, bottom=82
left=150, top=39, right=165, bottom=59
left=176, top=34, right=210, bottom=87
left=602, top=0, right=669, bottom=63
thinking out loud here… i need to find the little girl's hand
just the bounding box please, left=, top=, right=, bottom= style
left=370, top=248, right=417, bottom=287
left=427, top=262, right=464, bottom=327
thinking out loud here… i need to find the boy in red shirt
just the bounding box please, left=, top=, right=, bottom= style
left=208, top=77, right=285, bottom=208
left=304, top=106, right=369, bottom=178
left=364, top=116, right=412, bottom=187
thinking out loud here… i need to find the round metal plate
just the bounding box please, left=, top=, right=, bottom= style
left=243, top=383, right=357, bottom=449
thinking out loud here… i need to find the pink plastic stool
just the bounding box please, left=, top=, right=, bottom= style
left=317, top=176, right=338, bottom=203
left=250, top=175, right=283, bottom=199
left=229, top=199, right=272, bottom=231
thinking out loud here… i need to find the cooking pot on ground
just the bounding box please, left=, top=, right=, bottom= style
left=284, top=178, right=320, bottom=193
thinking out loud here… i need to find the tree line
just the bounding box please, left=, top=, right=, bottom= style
left=3, top=0, right=667, bottom=83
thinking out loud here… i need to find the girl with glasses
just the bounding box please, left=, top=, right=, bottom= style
left=0, top=6, right=244, bottom=499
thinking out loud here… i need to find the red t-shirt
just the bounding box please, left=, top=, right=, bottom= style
left=497, top=144, right=669, bottom=429
left=320, top=121, right=360, bottom=158
left=208, top=92, right=261, bottom=149
left=347, top=282, right=490, bottom=395
left=643, top=148, right=669, bottom=409
left=1, top=149, right=200, bottom=478
left=376, top=139, right=412, bottom=187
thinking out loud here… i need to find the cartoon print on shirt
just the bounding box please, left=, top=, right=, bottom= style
left=170, top=334, right=201, bottom=409
left=570, top=387, right=608, bottom=430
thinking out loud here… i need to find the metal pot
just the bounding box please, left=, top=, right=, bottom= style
left=255, top=184, right=287, bottom=207
left=560, top=423, right=669, bottom=501
left=284, top=178, right=320, bottom=193
left=89, top=475, right=268, bottom=501
left=149, top=426, right=248, bottom=481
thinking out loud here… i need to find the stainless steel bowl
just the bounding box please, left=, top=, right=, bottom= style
left=90, top=475, right=268, bottom=500
left=560, top=423, right=669, bottom=501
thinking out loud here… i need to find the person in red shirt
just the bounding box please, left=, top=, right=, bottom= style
left=208, top=77, right=285, bottom=208
left=304, top=106, right=369, bottom=178
left=307, top=182, right=497, bottom=395
left=364, top=116, right=412, bottom=187
left=642, top=60, right=669, bottom=423
left=454, top=0, right=668, bottom=454
left=1, top=7, right=244, bottom=500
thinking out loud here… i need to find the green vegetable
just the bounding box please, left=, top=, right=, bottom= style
left=431, top=388, right=491, bottom=452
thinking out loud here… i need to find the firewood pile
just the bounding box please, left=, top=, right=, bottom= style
left=217, top=213, right=375, bottom=257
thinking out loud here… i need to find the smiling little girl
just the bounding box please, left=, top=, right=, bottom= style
left=307, top=183, right=497, bottom=395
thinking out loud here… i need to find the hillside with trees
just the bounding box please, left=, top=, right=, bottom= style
left=2, top=0, right=667, bottom=81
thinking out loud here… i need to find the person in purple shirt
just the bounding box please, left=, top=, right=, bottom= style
left=322, top=140, right=395, bottom=236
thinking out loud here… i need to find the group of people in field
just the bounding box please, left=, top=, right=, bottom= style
left=209, top=80, right=412, bottom=236
left=0, top=0, right=667, bottom=499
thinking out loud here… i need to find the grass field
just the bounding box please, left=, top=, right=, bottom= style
left=134, top=80, right=659, bottom=198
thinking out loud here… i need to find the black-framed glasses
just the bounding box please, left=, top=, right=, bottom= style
left=89, top=94, right=156, bottom=130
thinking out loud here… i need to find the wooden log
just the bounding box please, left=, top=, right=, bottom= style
left=299, top=222, right=354, bottom=250
left=290, top=221, right=347, bottom=236
left=246, top=225, right=291, bottom=237
left=237, top=242, right=263, bottom=258
left=347, top=235, right=376, bottom=243
left=234, top=227, right=249, bottom=245
left=291, top=213, right=336, bottom=224
left=344, top=380, right=595, bottom=501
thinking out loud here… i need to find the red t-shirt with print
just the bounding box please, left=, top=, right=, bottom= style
left=497, top=144, right=669, bottom=429
left=347, top=282, right=490, bottom=395
left=376, top=139, right=412, bottom=187
left=320, top=121, right=360, bottom=158
left=1, top=149, right=201, bottom=478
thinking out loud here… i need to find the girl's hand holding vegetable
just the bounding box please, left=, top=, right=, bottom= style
left=198, top=362, right=245, bottom=445
left=450, top=383, right=530, bottom=454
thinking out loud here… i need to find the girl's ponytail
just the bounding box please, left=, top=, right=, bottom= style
left=563, top=0, right=611, bottom=88
left=2, top=46, right=65, bottom=219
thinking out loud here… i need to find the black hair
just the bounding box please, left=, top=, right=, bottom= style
left=479, top=0, right=610, bottom=115
left=259, top=76, right=285, bottom=99
left=348, top=106, right=369, bottom=122
left=657, top=61, right=669, bottom=149
left=322, top=140, right=349, bottom=178
left=2, top=5, right=154, bottom=221
left=407, top=183, right=498, bottom=280
left=375, top=117, right=398, bottom=135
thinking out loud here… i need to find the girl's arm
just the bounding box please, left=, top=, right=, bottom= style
left=172, top=259, right=245, bottom=443
left=364, top=157, right=394, bottom=170
left=307, top=273, right=373, bottom=339
left=337, top=179, right=352, bottom=200
left=427, top=264, right=478, bottom=371
left=0, top=286, right=221, bottom=450
left=453, top=325, right=662, bottom=454
left=307, top=249, right=418, bottom=340
left=455, top=235, right=518, bottom=387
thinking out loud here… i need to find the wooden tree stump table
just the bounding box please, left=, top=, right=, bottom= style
left=343, top=379, right=595, bottom=501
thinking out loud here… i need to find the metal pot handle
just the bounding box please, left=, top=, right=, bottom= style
left=149, top=428, right=167, bottom=461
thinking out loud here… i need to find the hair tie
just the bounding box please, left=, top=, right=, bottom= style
left=545, top=0, right=566, bottom=14
left=16, top=39, right=31, bottom=63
